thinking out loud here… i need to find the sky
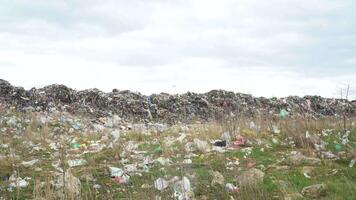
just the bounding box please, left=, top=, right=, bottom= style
left=0, top=0, right=355, bottom=99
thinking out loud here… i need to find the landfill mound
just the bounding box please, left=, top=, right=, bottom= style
left=0, top=79, right=355, bottom=123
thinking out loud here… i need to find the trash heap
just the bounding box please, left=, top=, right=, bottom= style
left=0, top=79, right=355, bottom=123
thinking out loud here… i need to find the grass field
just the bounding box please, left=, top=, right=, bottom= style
left=0, top=112, right=355, bottom=200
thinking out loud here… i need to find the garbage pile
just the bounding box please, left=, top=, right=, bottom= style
left=1, top=79, right=355, bottom=123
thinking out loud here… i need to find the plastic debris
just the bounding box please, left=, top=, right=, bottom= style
left=272, top=138, right=279, bottom=144
left=49, top=142, right=59, bottom=151
left=109, top=167, right=130, bottom=184
left=212, top=145, right=226, bottom=153
left=177, top=133, right=187, bottom=143
left=8, top=175, right=30, bottom=190
left=21, top=159, right=39, bottom=167
left=335, top=144, right=342, bottom=152
left=279, top=109, right=289, bottom=118
left=249, top=121, right=257, bottom=130
left=109, top=167, right=124, bottom=177
left=233, top=135, right=245, bottom=148
left=110, top=130, right=121, bottom=143
left=156, top=157, right=171, bottom=166
left=213, top=140, right=226, bottom=147
left=272, top=125, right=280, bottom=134
left=141, top=183, right=151, bottom=189
left=1, top=174, right=10, bottom=181
left=185, top=142, right=195, bottom=152
left=68, top=159, right=87, bottom=167
left=303, top=173, right=311, bottom=179
left=52, top=161, right=64, bottom=172
left=124, top=164, right=138, bottom=173
left=154, top=178, right=169, bottom=191
left=320, top=151, right=337, bottom=159
left=93, top=184, right=101, bottom=189
left=173, top=176, right=193, bottom=200
left=72, top=143, right=81, bottom=148
left=72, top=121, right=81, bottom=130
left=342, top=132, right=350, bottom=145
left=349, top=159, right=356, bottom=168
left=183, top=159, right=192, bottom=164
left=113, top=175, right=130, bottom=184
left=225, top=183, right=239, bottom=193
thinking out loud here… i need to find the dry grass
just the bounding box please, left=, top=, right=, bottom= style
left=1, top=112, right=355, bottom=199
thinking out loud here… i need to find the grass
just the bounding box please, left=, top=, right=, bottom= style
left=0, top=112, right=355, bottom=199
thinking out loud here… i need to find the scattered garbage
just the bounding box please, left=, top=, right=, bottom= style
left=141, top=183, right=151, bottom=189
left=110, top=130, right=121, bottom=143
left=279, top=109, right=289, bottom=118
left=72, top=121, right=81, bottom=130
left=249, top=121, right=257, bottom=130
left=225, top=183, right=239, bottom=193
left=0, top=143, right=9, bottom=149
left=183, top=159, right=192, bottom=164
left=49, top=142, right=59, bottom=151
left=156, top=157, right=171, bottom=166
left=113, top=175, right=130, bottom=184
left=221, top=132, right=231, bottom=144
left=303, top=173, right=311, bottom=179
left=21, top=159, right=39, bottom=167
left=185, top=142, right=195, bottom=152
left=335, top=144, right=342, bottom=152
left=272, top=138, right=279, bottom=144
left=213, top=140, right=226, bottom=147
left=177, top=133, right=187, bottom=143
left=109, top=167, right=130, bottom=184
left=68, top=159, right=87, bottom=167
left=320, top=151, right=337, bottom=159
left=349, top=159, right=356, bottom=168
left=109, top=167, right=124, bottom=177
left=342, top=131, right=350, bottom=145
left=93, top=184, right=101, bottom=189
left=233, top=135, right=245, bottom=148
left=8, top=175, right=30, bottom=191
left=173, top=176, right=193, bottom=200
left=1, top=174, right=10, bottom=181
left=272, top=125, right=280, bottom=134
left=72, top=143, right=81, bottom=148
left=154, top=178, right=169, bottom=191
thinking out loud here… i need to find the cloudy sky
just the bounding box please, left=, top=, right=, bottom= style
left=0, top=0, right=355, bottom=99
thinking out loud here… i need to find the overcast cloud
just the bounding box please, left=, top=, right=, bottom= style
left=0, top=0, right=355, bottom=99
